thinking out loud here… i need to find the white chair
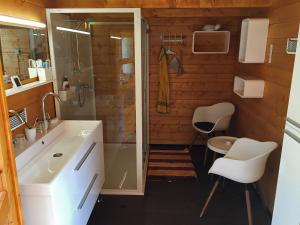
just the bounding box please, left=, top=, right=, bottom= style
left=200, top=138, right=278, bottom=225
left=187, top=102, right=235, bottom=164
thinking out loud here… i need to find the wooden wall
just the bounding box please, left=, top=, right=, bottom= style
left=144, top=9, right=266, bottom=144
left=7, top=83, right=55, bottom=137
left=231, top=0, right=300, bottom=212
left=0, top=0, right=46, bottom=22
left=46, top=0, right=271, bottom=8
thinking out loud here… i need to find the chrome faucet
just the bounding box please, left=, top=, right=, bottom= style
left=8, top=110, right=32, bottom=129
left=42, top=92, right=61, bottom=130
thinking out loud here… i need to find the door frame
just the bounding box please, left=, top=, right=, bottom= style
left=0, top=62, right=24, bottom=224
left=46, top=8, right=144, bottom=195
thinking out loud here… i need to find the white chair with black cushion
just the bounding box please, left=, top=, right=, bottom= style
left=187, top=102, right=235, bottom=164
left=200, top=138, right=278, bottom=225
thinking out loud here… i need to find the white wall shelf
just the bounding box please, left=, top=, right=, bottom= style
left=239, top=18, right=269, bottom=63
left=233, top=75, right=265, bottom=98
left=192, top=31, right=230, bottom=54
left=5, top=80, right=53, bottom=97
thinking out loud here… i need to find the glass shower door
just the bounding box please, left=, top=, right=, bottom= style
left=91, top=19, right=137, bottom=190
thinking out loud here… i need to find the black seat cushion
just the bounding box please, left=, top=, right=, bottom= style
left=194, top=122, right=215, bottom=132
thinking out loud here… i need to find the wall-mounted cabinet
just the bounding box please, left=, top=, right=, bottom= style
left=192, top=31, right=230, bottom=54
left=239, top=18, right=269, bottom=63
left=234, top=75, right=265, bottom=98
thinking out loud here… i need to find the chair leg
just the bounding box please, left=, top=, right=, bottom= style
left=213, top=152, right=217, bottom=161
left=245, top=185, right=253, bottom=225
left=203, top=146, right=208, bottom=166
left=202, top=133, right=211, bottom=166
left=200, top=178, right=220, bottom=218
left=209, top=152, right=217, bottom=180
left=221, top=177, right=226, bottom=192
left=186, top=133, right=200, bottom=150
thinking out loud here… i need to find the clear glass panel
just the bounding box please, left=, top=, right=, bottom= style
left=50, top=13, right=96, bottom=120
left=50, top=13, right=137, bottom=190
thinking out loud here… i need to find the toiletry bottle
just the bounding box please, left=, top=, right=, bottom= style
left=62, top=76, right=70, bottom=90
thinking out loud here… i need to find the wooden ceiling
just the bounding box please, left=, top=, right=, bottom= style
left=69, top=13, right=134, bottom=22
left=46, top=0, right=272, bottom=8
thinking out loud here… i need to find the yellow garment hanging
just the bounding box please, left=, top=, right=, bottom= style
left=157, top=47, right=170, bottom=114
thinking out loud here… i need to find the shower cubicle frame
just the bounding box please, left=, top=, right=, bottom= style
left=46, top=8, right=148, bottom=195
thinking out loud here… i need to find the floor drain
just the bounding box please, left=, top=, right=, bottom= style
left=53, top=153, right=63, bottom=157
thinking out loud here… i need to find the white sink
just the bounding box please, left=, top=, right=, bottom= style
left=17, top=120, right=99, bottom=180
left=17, top=120, right=105, bottom=225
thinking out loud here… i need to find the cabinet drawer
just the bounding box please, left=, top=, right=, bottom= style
left=70, top=142, right=101, bottom=206
left=51, top=141, right=102, bottom=225
left=73, top=173, right=101, bottom=225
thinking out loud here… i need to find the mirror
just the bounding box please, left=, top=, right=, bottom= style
left=0, top=25, right=48, bottom=84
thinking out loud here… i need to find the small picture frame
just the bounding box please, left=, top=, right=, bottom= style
left=10, top=76, right=23, bottom=89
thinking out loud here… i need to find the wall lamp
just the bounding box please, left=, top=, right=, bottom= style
left=0, top=15, right=46, bottom=28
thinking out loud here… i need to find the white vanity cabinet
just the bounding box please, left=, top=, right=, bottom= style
left=17, top=121, right=105, bottom=225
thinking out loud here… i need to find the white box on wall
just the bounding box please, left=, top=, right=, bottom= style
left=192, top=31, right=231, bottom=54
left=37, top=68, right=52, bottom=81
left=239, top=18, right=269, bottom=63
left=233, top=75, right=265, bottom=98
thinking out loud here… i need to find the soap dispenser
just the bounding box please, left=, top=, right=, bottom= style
left=62, top=76, right=70, bottom=90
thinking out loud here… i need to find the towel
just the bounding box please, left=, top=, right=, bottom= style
left=157, top=47, right=170, bottom=114
left=169, top=55, right=182, bottom=74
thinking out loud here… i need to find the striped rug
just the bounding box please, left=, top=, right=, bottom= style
left=147, top=149, right=197, bottom=178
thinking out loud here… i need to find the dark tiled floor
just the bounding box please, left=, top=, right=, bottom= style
left=88, top=145, right=271, bottom=225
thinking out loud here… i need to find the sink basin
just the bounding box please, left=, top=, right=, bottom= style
left=17, top=120, right=105, bottom=225
left=17, top=120, right=101, bottom=184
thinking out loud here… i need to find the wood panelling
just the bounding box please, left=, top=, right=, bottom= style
left=231, top=0, right=300, bottom=212
left=0, top=0, right=46, bottom=22
left=7, top=82, right=56, bottom=137
left=0, top=191, right=9, bottom=224
left=212, top=0, right=271, bottom=7
left=142, top=8, right=270, bottom=18
left=46, top=0, right=271, bottom=8
left=146, top=11, right=242, bottom=144
left=0, top=62, right=24, bottom=225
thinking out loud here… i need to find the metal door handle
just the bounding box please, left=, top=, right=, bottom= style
left=285, top=129, right=300, bottom=144
left=77, top=174, right=98, bottom=210
left=74, top=142, right=96, bottom=171
left=287, top=117, right=300, bottom=130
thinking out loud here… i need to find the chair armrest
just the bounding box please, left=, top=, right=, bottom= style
left=209, top=157, right=266, bottom=183
left=213, top=115, right=232, bottom=132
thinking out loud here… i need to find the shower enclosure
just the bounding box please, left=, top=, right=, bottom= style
left=47, top=9, right=149, bottom=195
